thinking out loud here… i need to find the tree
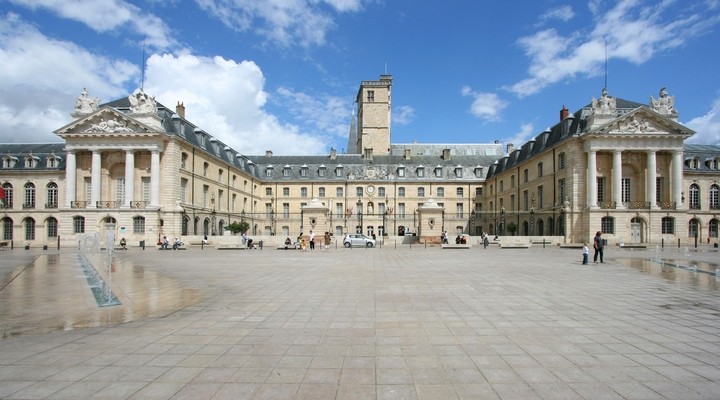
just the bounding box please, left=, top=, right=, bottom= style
left=227, top=220, right=250, bottom=235
left=507, top=221, right=518, bottom=236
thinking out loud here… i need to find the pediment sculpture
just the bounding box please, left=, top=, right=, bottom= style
left=650, top=87, right=677, bottom=116
left=618, top=116, right=657, bottom=133
left=591, top=87, right=616, bottom=115
left=128, top=89, right=157, bottom=114
left=84, top=117, right=134, bottom=133
left=74, top=88, right=99, bottom=114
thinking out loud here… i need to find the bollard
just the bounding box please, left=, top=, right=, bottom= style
left=677, top=238, right=680, bottom=249
left=695, top=232, right=698, bottom=249
left=140, top=240, right=145, bottom=250
left=661, top=238, right=664, bottom=249
left=57, top=235, right=60, bottom=250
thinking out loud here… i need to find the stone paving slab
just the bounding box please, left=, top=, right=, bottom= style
left=0, top=245, right=718, bottom=399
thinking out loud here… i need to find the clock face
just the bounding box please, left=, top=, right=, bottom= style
left=366, top=185, right=375, bottom=194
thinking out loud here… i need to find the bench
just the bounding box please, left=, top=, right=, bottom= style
left=0, top=241, right=8, bottom=250
left=158, top=246, right=186, bottom=250
left=442, top=244, right=471, bottom=249
left=499, top=241, right=531, bottom=248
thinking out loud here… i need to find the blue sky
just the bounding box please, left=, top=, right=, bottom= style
left=1, top=0, right=719, bottom=155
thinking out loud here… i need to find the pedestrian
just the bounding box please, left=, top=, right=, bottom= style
left=324, top=232, right=331, bottom=250
left=483, top=234, right=489, bottom=249
left=582, top=243, right=589, bottom=264
left=309, top=230, right=315, bottom=251
left=593, top=231, right=604, bottom=263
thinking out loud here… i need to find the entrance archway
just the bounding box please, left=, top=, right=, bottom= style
left=630, top=217, right=644, bottom=243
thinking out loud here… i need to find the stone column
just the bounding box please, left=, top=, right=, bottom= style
left=587, top=150, right=598, bottom=209
left=90, top=150, right=101, bottom=208
left=124, top=150, right=135, bottom=207
left=150, top=150, right=160, bottom=207
left=65, top=150, right=76, bottom=208
left=647, top=150, right=658, bottom=209
left=672, top=150, right=683, bottom=207
left=613, top=150, right=624, bottom=209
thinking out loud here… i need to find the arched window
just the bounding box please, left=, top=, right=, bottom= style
left=537, top=219, right=544, bottom=236
left=47, top=217, right=58, bottom=238
left=46, top=182, right=58, bottom=208
left=182, top=215, right=189, bottom=236
left=24, top=217, right=35, bottom=240
left=688, top=218, right=700, bottom=238
left=133, top=216, right=145, bottom=233
left=181, top=152, right=188, bottom=169
left=218, top=219, right=225, bottom=236
left=203, top=218, right=210, bottom=236
left=2, top=217, right=13, bottom=240
left=601, top=216, right=614, bottom=234
left=710, top=184, right=719, bottom=209
left=23, top=182, right=36, bottom=209
left=73, top=216, right=85, bottom=233
left=1, top=183, right=13, bottom=208
left=709, top=219, right=718, bottom=238
left=437, top=187, right=445, bottom=197
left=689, top=184, right=700, bottom=209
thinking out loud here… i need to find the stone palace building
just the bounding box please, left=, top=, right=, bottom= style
left=1, top=76, right=718, bottom=248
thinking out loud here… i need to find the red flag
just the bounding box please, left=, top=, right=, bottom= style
left=0, top=186, right=5, bottom=199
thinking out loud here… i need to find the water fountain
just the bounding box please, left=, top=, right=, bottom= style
left=77, top=233, right=121, bottom=307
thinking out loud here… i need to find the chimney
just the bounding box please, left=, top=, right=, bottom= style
left=330, top=148, right=337, bottom=160
left=560, top=105, right=568, bottom=121
left=506, top=143, right=514, bottom=155
left=176, top=102, right=185, bottom=119
left=265, top=150, right=273, bottom=157
left=404, top=149, right=411, bottom=160
left=442, top=148, right=451, bottom=160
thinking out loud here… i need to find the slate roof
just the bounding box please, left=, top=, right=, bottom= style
left=0, top=143, right=67, bottom=171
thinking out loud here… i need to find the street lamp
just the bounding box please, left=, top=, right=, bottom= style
left=500, top=207, right=505, bottom=236
left=357, top=200, right=363, bottom=234
left=470, top=210, right=475, bottom=235
left=530, top=208, right=534, bottom=236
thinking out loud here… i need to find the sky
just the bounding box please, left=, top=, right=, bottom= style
left=1, top=0, right=719, bottom=156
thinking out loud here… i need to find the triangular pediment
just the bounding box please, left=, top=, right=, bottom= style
left=590, top=107, right=695, bottom=137
left=54, top=107, right=157, bottom=137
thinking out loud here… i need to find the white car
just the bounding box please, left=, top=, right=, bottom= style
left=343, top=234, right=376, bottom=248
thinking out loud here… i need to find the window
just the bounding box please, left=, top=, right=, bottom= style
left=217, top=190, right=223, bottom=210
left=538, top=162, right=543, bottom=177
left=181, top=153, right=188, bottom=169
left=510, top=194, right=515, bottom=211
left=511, top=175, right=515, bottom=188
left=47, top=217, right=58, bottom=238
left=416, top=167, right=425, bottom=177
left=142, top=177, right=150, bottom=202
left=434, top=167, right=442, bottom=178
left=558, top=179, right=565, bottom=203
left=283, top=203, right=290, bottom=218
left=523, top=169, right=528, bottom=183
left=73, top=216, right=85, bottom=233
left=397, top=166, right=405, bottom=177
left=523, top=190, right=529, bottom=211
left=601, top=216, right=614, bottom=234
left=499, top=180, right=504, bottom=192
left=689, top=218, right=700, bottom=238
left=558, top=153, right=566, bottom=170
left=203, top=162, right=209, bottom=177
left=336, top=187, right=343, bottom=197
left=538, top=185, right=544, bottom=208
left=356, top=187, right=364, bottom=197
left=265, top=187, right=272, bottom=196
left=265, top=203, right=272, bottom=217
left=378, top=187, right=385, bottom=197
left=456, top=187, right=463, bottom=196
left=597, top=177, right=605, bottom=204
left=24, top=182, right=35, bottom=208
left=437, top=187, right=444, bottom=197
left=203, top=185, right=209, bottom=207
left=474, top=167, right=484, bottom=178
left=2, top=183, right=13, bottom=208
left=454, top=167, right=463, bottom=178
left=24, top=217, right=35, bottom=240
left=300, top=165, right=308, bottom=177
left=265, top=167, right=273, bottom=177
left=318, top=166, right=326, bottom=177
left=475, top=187, right=482, bottom=197
left=300, top=187, right=308, bottom=198
left=180, top=178, right=188, bottom=203
left=46, top=182, right=58, bottom=208
left=456, top=203, right=463, bottom=218
left=318, top=187, right=325, bottom=197
left=25, top=156, right=35, bottom=168
left=283, top=187, right=290, bottom=197
left=48, top=157, right=57, bottom=168
left=656, top=177, right=663, bottom=205
left=398, top=187, right=406, bottom=197
left=661, top=217, right=674, bottom=234
left=283, top=166, right=291, bottom=177
left=692, top=158, right=700, bottom=169
left=133, top=216, right=145, bottom=233
left=378, top=202, right=386, bottom=215
left=398, top=203, right=406, bottom=218
left=2, top=217, right=12, bottom=240
left=115, top=177, right=125, bottom=203
left=218, top=169, right=224, bottom=182
left=335, top=203, right=343, bottom=218
left=418, top=187, right=425, bottom=197
left=335, top=166, right=343, bottom=177
left=709, top=219, right=718, bottom=238
left=621, top=178, right=631, bottom=203
left=689, top=183, right=700, bottom=209
left=710, top=184, right=719, bottom=209
left=367, top=90, right=374, bottom=101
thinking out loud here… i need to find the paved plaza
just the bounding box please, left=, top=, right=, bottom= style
left=0, top=243, right=719, bottom=399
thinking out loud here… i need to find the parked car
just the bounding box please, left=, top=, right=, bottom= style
left=343, top=234, right=376, bottom=248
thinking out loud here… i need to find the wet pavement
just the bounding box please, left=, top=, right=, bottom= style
left=0, top=245, right=719, bottom=399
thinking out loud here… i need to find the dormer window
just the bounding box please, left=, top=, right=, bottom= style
left=3, top=156, right=17, bottom=169
left=434, top=166, right=443, bottom=178
left=416, top=165, right=425, bottom=177
left=47, top=156, right=61, bottom=168
left=283, top=165, right=291, bottom=177
left=265, top=165, right=274, bottom=177
left=300, top=165, right=308, bottom=177
left=474, top=166, right=484, bottom=178
left=454, top=166, right=463, bottom=178
left=318, top=165, right=326, bottom=177
left=397, top=165, right=405, bottom=177
left=25, top=156, right=38, bottom=168
left=335, top=165, right=343, bottom=177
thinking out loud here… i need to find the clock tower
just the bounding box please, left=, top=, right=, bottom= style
left=355, top=74, right=392, bottom=156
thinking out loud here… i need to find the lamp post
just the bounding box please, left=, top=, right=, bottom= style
left=357, top=200, right=363, bottom=234
left=470, top=210, right=475, bottom=235
left=500, top=207, right=505, bottom=236
left=270, top=210, right=275, bottom=236
left=530, top=208, right=534, bottom=236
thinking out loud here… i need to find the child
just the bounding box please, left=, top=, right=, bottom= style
left=582, top=243, right=589, bottom=265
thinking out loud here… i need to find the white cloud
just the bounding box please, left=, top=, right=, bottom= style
left=275, top=87, right=351, bottom=138
left=194, top=0, right=368, bottom=48
left=145, top=53, right=327, bottom=155
left=7, top=0, right=175, bottom=49
left=0, top=13, right=138, bottom=143
left=685, top=96, right=720, bottom=145
left=461, top=86, right=508, bottom=122
left=502, top=122, right=535, bottom=150
left=539, top=5, right=575, bottom=24
left=392, top=105, right=415, bottom=125
left=509, top=0, right=720, bottom=97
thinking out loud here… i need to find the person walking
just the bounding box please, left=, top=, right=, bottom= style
left=324, top=232, right=331, bottom=250
left=593, top=231, right=604, bottom=263
left=309, top=230, right=315, bottom=251
left=582, top=243, right=589, bottom=265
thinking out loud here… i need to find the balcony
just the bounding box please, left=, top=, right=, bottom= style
left=45, top=202, right=58, bottom=209
left=22, top=203, right=35, bottom=209
left=628, top=201, right=650, bottom=209
left=96, top=201, right=122, bottom=209
left=129, top=201, right=149, bottom=209
left=659, top=201, right=676, bottom=210
left=599, top=201, right=616, bottom=209
left=71, top=201, right=88, bottom=208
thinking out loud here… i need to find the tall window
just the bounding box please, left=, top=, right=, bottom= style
left=142, top=177, right=150, bottom=202
left=24, top=217, right=35, bottom=240
left=336, top=187, right=343, bottom=197
left=335, top=203, right=343, bottom=218
left=418, top=187, right=425, bottom=197
left=661, top=217, right=674, bottom=234
left=601, top=216, right=614, bottom=234
left=434, top=167, right=442, bottom=178
left=318, top=187, right=325, bottom=197
left=85, top=177, right=91, bottom=202
left=116, top=177, right=125, bottom=202
left=656, top=177, right=663, bottom=205
left=46, top=182, right=58, bottom=208
left=689, top=183, right=700, bottom=209
left=456, top=187, right=463, bottom=196
left=511, top=175, right=515, bottom=188
left=523, top=169, right=529, bottom=183
left=24, top=182, right=35, bottom=208
left=283, top=187, right=290, bottom=197
left=398, top=203, right=405, bottom=218
left=622, top=178, right=631, bottom=203
left=356, top=187, right=364, bottom=197
left=523, top=190, right=529, bottom=211
left=2, top=183, right=13, bottom=208
left=689, top=218, right=700, bottom=238
left=456, top=203, right=463, bottom=218
left=597, top=177, right=605, bottom=203
left=437, top=187, right=444, bottom=197
left=73, top=216, right=85, bottom=233
left=398, top=187, right=405, bottom=197
left=538, top=185, right=544, bottom=208
left=709, top=219, right=718, bottom=238
left=203, top=185, right=209, bottom=207
left=558, top=153, right=566, bottom=170
left=47, top=217, right=58, bottom=238
left=203, top=162, right=209, bottom=177
left=181, top=153, right=188, bottom=169
left=283, top=203, right=290, bottom=218
left=709, top=184, right=718, bottom=209
left=538, top=162, right=544, bottom=177
left=133, top=216, right=145, bottom=233
left=2, top=217, right=12, bottom=240
left=300, top=187, right=308, bottom=197
left=180, top=178, right=188, bottom=203
left=558, top=179, right=565, bottom=203
left=367, top=90, right=374, bottom=101
left=378, top=187, right=385, bottom=197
